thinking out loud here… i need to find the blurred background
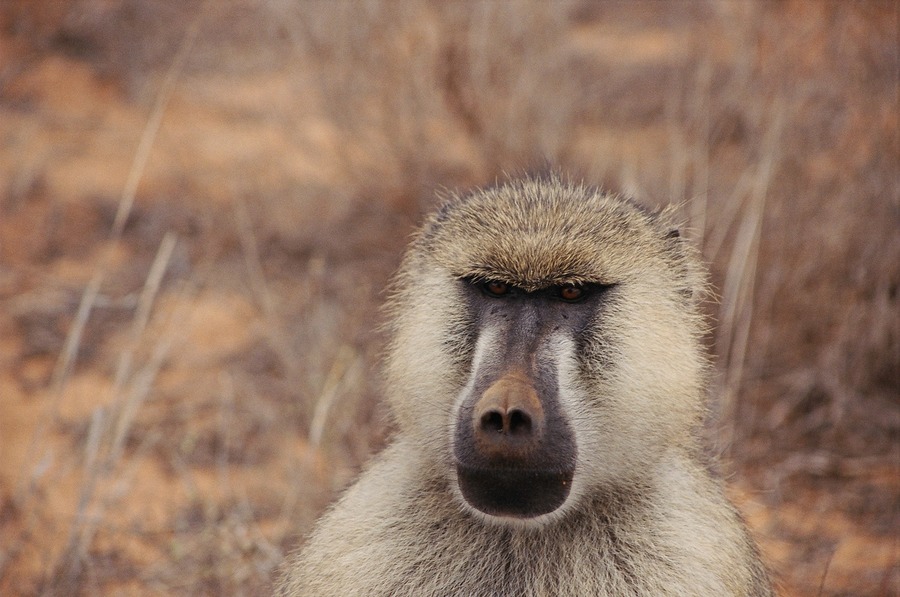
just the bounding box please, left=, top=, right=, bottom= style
left=0, top=1, right=896, bottom=595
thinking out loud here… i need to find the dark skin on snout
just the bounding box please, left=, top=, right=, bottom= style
left=453, top=279, right=608, bottom=518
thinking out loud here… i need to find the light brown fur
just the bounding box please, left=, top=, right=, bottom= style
left=277, top=176, right=773, bottom=596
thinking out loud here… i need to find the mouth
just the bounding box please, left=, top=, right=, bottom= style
left=455, top=464, right=574, bottom=518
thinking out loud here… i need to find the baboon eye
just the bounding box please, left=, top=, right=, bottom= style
left=558, top=285, right=584, bottom=302
left=483, top=280, right=510, bottom=297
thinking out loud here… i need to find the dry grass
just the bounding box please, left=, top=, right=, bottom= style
left=0, top=1, right=896, bottom=595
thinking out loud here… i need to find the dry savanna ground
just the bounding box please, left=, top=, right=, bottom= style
left=0, top=1, right=897, bottom=595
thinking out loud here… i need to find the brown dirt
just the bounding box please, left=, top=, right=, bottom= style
left=1, top=1, right=897, bottom=595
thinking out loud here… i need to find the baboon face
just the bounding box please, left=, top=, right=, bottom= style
left=387, top=178, right=705, bottom=525
left=451, top=279, right=614, bottom=518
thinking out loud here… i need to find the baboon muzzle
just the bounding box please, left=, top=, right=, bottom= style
left=454, top=369, right=576, bottom=519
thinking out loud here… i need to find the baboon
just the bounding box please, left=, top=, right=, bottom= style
left=277, top=176, right=773, bottom=596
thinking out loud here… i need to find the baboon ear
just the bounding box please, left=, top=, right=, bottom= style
left=659, top=222, right=699, bottom=301
left=654, top=205, right=685, bottom=238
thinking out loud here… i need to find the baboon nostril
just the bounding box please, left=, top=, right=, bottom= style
left=481, top=410, right=505, bottom=433
left=478, top=408, right=533, bottom=435
left=508, top=409, right=531, bottom=434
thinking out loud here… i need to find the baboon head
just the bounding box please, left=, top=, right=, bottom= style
left=385, top=176, right=707, bottom=525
